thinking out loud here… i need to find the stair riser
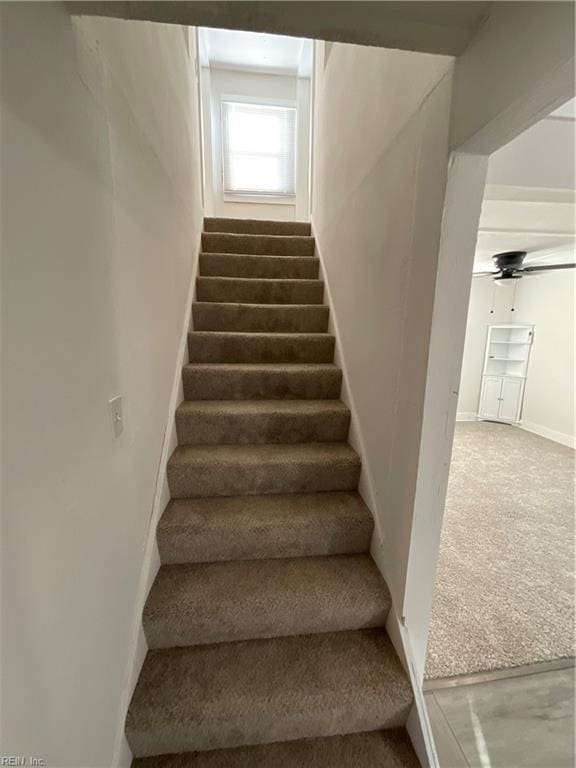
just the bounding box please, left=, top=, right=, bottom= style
left=145, top=608, right=388, bottom=649
left=167, top=457, right=361, bottom=498
left=143, top=559, right=390, bottom=649
left=157, top=500, right=373, bottom=564
left=126, top=630, right=412, bottom=757
left=200, top=253, right=319, bottom=279
left=192, top=303, right=329, bottom=333
left=188, top=334, right=335, bottom=364
left=202, top=232, right=315, bottom=256
left=196, top=277, right=323, bottom=305
left=204, top=218, right=311, bottom=236
left=182, top=367, right=342, bottom=400
left=175, top=409, right=350, bottom=445
left=132, top=729, right=419, bottom=768
left=129, top=703, right=411, bottom=758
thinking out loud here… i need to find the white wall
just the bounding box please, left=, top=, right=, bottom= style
left=517, top=270, right=575, bottom=444
left=311, top=40, right=453, bottom=611
left=486, top=117, right=576, bottom=191
left=0, top=5, right=203, bottom=766
left=450, top=1, right=575, bottom=153
left=202, top=67, right=310, bottom=221
left=458, top=271, right=575, bottom=446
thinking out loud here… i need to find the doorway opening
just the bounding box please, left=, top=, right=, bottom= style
left=424, top=99, right=575, bottom=768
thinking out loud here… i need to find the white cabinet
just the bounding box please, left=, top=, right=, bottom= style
left=479, top=376, right=503, bottom=420
left=479, top=375, right=525, bottom=422
left=478, top=325, right=533, bottom=424
left=499, top=378, right=524, bottom=421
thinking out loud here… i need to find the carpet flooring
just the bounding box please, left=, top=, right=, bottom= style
left=425, top=422, right=575, bottom=680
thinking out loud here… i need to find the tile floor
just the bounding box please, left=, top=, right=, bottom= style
left=426, top=665, right=575, bottom=767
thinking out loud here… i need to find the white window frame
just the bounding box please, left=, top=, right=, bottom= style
left=220, top=95, right=298, bottom=205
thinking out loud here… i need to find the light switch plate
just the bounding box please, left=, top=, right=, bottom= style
left=108, top=395, right=124, bottom=438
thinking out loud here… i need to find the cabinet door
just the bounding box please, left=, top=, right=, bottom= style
left=499, top=378, right=523, bottom=422
left=479, top=376, right=502, bottom=419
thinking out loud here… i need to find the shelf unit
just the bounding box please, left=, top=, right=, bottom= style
left=478, top=324, right=534, bottom=423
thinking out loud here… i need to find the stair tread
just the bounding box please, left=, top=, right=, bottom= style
left=126, top=629, right=413, bottom=757
left=192, top=303, right=329, bottom=333
left=169, top=441, right=359, bottom=467
left=204, top=217, right=311, bottom=236
left=199, top=254, right=320, bottom=279
left=175, top=398, right=350, bottom=445
left=199, top=252, right=318, bottom=260
left=193, top=300, right=326, bottom=309
left=196, top=276, right=323, bottom=305
left=189, top=331, right=331, bottom=339
left=144, top=554, right=390, bottom=649
left=176, top=399, right=349, bottom=416
left=202, top=232, right=315, bottom=257
left=132, top=729, right=419, bottom=768
left=188, top=332, right=335, bottom=365
left=167, top=442, right=360, bottom=498
left=157, top=492, right=373, bottom=564
left=197, top=276, right=323, bottom=285
left=184, top=363, right=339, bottom=372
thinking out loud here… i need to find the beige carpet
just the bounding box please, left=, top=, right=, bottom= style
left=426, top=422, right=575, bottom=680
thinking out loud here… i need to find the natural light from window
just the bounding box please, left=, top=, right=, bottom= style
left=222, top=101, right=296, bottom=196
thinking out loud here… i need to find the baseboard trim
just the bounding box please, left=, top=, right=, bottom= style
left=310, top=219, right=383, bottom=548
left=399, top=622, right=440, bottom=768
left=518, top=419, right=575, bottom=449
left=112, top=230, right=202, bottom=767
left=456, top=411, right=477, bottom=422
left=424, top=656, right=575, bottom=691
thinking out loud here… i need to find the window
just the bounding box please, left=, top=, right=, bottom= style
left=221, top=101, right=296, bottom=197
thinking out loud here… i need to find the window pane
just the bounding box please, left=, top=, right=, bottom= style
left=229, top=155, right=281, bottom=193
left=222, top=101, right=296, bottom=196
left=228, top=110, right=282, bottom=155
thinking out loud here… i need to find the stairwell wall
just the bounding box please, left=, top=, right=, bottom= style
left=310, top=40, right=453, bottom=614
left=1, top=5, right=202, bottom=766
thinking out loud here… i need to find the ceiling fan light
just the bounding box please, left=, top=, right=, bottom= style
left=494, top=273, right=522, bottom=285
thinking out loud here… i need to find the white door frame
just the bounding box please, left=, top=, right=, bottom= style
left=402, top=53, right=575, bottom=686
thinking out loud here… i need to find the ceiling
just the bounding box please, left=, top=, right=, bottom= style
left=474, top=104, right=575, bottom=274
left=199, top=28, right=312, bottom=76
left=67, top=1, right=491, bottom=57
left=551, top=98, right=576, bottom=120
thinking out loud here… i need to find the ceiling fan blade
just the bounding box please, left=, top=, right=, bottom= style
left=522, top=263, right=576, bottom=273
left=473, top=271, right=499, bottom=277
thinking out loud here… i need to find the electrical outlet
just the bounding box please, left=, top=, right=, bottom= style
left=108, top=396, right=124, bottom=438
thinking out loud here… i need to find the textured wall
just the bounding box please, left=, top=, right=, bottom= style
left=311, top=40, right=453, bottom=609
left=1, top=5, right=202, bottom=765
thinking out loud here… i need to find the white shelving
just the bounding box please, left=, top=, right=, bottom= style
left=478, top=324, right=534, bottom=423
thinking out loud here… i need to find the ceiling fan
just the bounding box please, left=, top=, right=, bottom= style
left=474, top=251, right=576, bottom=282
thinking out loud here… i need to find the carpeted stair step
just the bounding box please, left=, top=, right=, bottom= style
left=204, top=217, right=311, bottom=237
left=175, top=400, right=350, bottom=445
left=167, top=442, right=361, bottom=498
left=143, top=554, right=391, bottom=649
left=182, top=363, right=342, bottom=400
left=196, top=277, right=323, bottom=305
left=192, top=303, right=329, bottom=333
left=202, top=232, right=315, bottom=256
left=132, top=728, right=419, bottom=768
left=157, top=492, right=373, bottom=564
left=126, top=629, right=413, bottom=757
left=199, top=253, right=319, bottom=279
left=188, top=332, right=335, bottom=364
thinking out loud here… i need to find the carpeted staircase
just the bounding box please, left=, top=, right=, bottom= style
left=126, top=217, right=419, bottom=767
